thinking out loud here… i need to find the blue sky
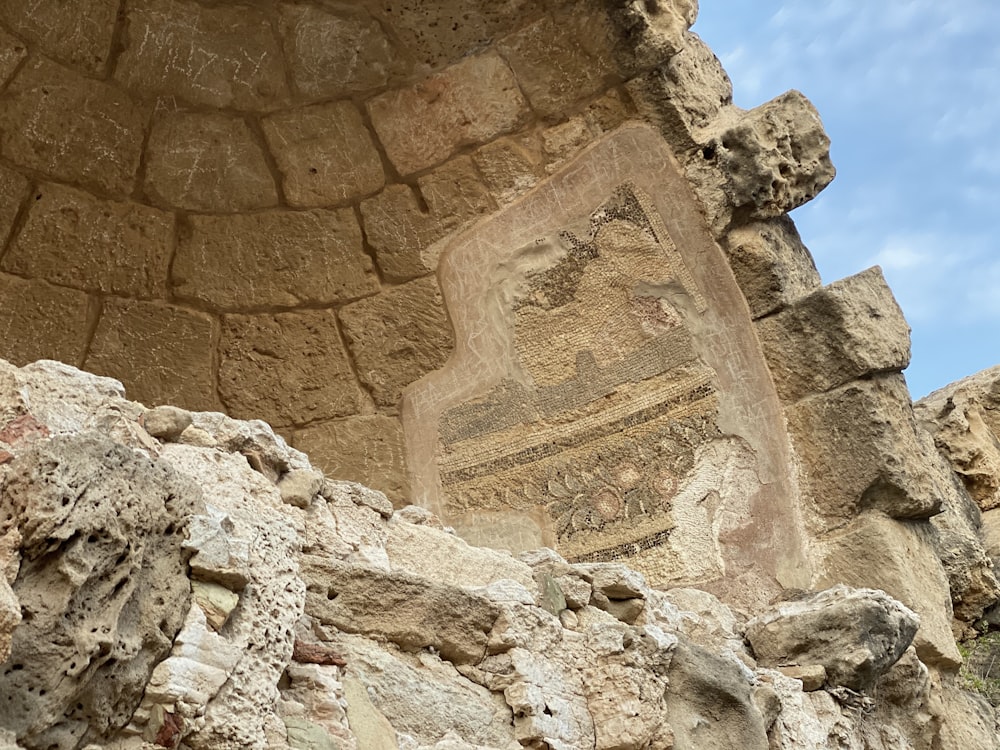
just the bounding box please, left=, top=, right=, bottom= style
left=693, top=0, right=1000, bottom=398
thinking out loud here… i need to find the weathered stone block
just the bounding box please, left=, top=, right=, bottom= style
left=219, top=311, right=363, bottom=427
left=293, top=416, right=410, bottom=505
left=418, top=155, right=494, bottom=232
left=757, top=267, right=910, bottom=402
left=0, top=26, right=27, bottom=86
left=368, top=52, right=529, bottom=176
left=473, top=134, right=544, bottom=205
left=786, top=374, right=945, bottom=530
left=279, top=4, right=397, bottom=99
left=0, top=274, right=90, bottom=367
left=708, top=90, right=835, bottom=218
left=115, top=0, right=288, bottom=111
left=85, top=299, right=218, bottom=411
left=143, top=111, right=278, bottom=212
left=174, top=209, right=378, bottom=311
left=722, top=217, right=820, bottom=319
left=3, top=182, right=173, bottom=298
left=0, top=163, right=28, bottom=247
left=262, top=102, right=384, bottom=207
left=497, top=15, right=615, bottom=119
left=603, top=0, right=697, bottom=73
left=339, top=276, right=454, bottom=407
left=0, top=58, right=146, bottom=195
left=0, top=0, right=116, bottom=75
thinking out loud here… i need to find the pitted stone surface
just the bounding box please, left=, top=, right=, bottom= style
left=85, top=299, right=218, bottom=412
left=0, top=0, right=118, bottom=75
left=0, top=58, right=146, bottom=195
left=115, top=0, right=288, bottom=110
left=262, top=102, right=385, bottom=207
left=174, top=209, right=378, bottom=311
left=0, top=275, right=90, bottom=368
left=3, top=183, right=173, bottom=298
left=219, top=310, right=364, bottom=427
left=368, top=52, right=529, bottom=175
left=143, top=111, right=278, bottom=212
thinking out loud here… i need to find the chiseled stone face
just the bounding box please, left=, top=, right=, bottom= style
left=262, top=102, right=385, bottom=208
left=173, top=208, right=378, bottom=311
left=0, top=274, right=90, bottom=368
left=0, top=58, right=147, bottom=195
left=368, top=51, right=529, bottom=176
left=143, top=111, right=278, bottom=212
left=3, top=182, right=174, bottom=298
left=114, top=0, right=288, bottom=110
left=0, top=0, right=117, bottom=75
left=219, top=310, right=364, bottom=427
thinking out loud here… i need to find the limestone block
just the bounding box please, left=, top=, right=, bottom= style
left=708, top=90, right=835, bottom=218
left=497, top=14, right=615, bottom=119
left=0, top=58, right=146, bottom=195
left=0, top=433, right=202, bottom=748
left=279, top=4, right=397, bottom=99
left=0, top=0, right=116, bottom=74
left=174, top=209, right=378, bottom=311
left=368, top=52, right=529, bottom=176
left=142, top=406, right=192, bottom=443
left=278, top=469, right=324, bottom=509
left=3, top=182, right=173, bottom=298
left=746, top=586, right=918, bottom=691
left=85, top=299, right=218, bottom=412
left=0, top=27, right=26, bottom=90
left=757, top=267, right=911, bottom=402
left=339, top=276, right=454, bottom=407
left=0, top=274, right=90, bottom=367
left=472, top=134, right=544, bottom=206
left=143, top=111, right=278, bottom=212
left=815, top=512, right=962, bottom=669
left=293, top=416, right=410, bottom=505
left=301, top=558, right=500, bottom=664
left=721, top=217, right=821, bottom=319
left=0, top=162, right=27, bottom=250
left=219, top=310, right=363, bottom=427
left=115, top=0, right=288, bottom=111
left=262, top=102, right=384, bottom=207
left=182, top=505, right=251, bottom=591
left=786, top=374, right=945, bottom=529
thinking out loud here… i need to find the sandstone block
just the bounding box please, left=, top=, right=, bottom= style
left=115, top=0, right=288, bottom=110
left=0, top=0, right=116, bottom=75
left=174, top=209, right=378, bottom=311
left=3, top=182, right=173, bottom=298
left=293, top=415, right=410, bottom=504
left=722, top=217, right=821, bottom=319
left=0, top=26, right=27, bottom=87
left=757, top=267, right=911, bottom=402
left=745, top=585, right=918, bottom=691
left=279, top=4, right=397, bottom=99
left=815, top=512, right=963, bottom=669
left=0, top=274, right=90, bottom=367
left=219, top=310, right=363, bottom=427
left=143, top=111, right=278, bottom=212
left=339, top=276, right=454, bottom=407
left=497, top=15, right=614, bottom=119
left=368, top=52, right=529, bottom=176
left=786, top=374, right=945, bottom=529
left=85, top=299, right=218, bottom=412
left=0, top=163, right=28, bottom=248
left=709, top=90, right=835, bottom=218
left=277, top=468, right=324, bottom=509
left=472, top=134, right=544, bottom=205
left=0, top=58, right=146, bottom=195
left=262, top=102, right=384, bottom=207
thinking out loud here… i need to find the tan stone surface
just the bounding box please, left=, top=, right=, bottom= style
left=293, top=416, right=410, bottom=505
left=219, top=310, right=363, bottom=427
left=0, top=58, right=146, bottom=195
left=143, top=111, right=278, bottom=212
left=0, top=26, right=27, bottom=87
left=473, top=134, right=544, bottom=205
left=262, top=102, right=384, bottom=208
left=498, top=14, right=615, bottom=118
left=0, top=274, right=89, bottom=367
left=279, top=4, right=397, bottom=99
left=174, top=209, right=378, bottom=311
left=757, top=267, right=911, bottom=403
left=339, top=276, right=454, bottom=408
left=3, top=182, right=173, bottom=298
left=115, top=0, right=288, bottom=111
left=0, top=0, right=117, bottom=75
left=85, top=299, right=218, bottom=411
left=368, top=52, right=529, bottom=176
left=0, top=163, right=28, bottom=247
